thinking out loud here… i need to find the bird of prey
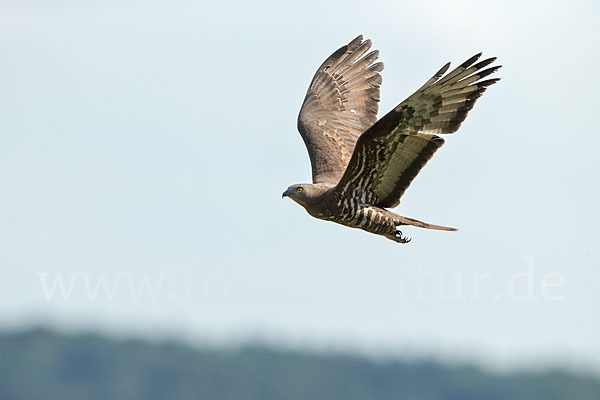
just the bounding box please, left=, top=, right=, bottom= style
left=282, top=35, right=500, bottom=243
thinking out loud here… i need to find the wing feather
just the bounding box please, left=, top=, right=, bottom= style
left=297, top=36, right=383, bottom=184
left=333, top=53, right=501, bottom=207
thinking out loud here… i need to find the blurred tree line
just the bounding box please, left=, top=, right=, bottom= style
left=0, top=329, right=598, bottom=399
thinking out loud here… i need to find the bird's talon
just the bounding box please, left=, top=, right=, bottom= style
left=389, top=230, right=411, bottom=244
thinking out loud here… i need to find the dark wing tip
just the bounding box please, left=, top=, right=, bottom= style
left=437, top=62, right=451, bottom=77
left=460, top=52, right=483, bottom=68
left=369, top=61, right=385, bottom=72
left=473, top=57, right=497, bottom=70
left=431, top=135, right=446, bottom=146
left=478, top=78, right=501, bottom=88
left=326, top=45, right=349, bottom=67
left=350, top=35, right=364, bottom=45
left=477, top=65, right=502, bottom=79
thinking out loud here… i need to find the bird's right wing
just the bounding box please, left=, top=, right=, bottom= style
left=333, top=53, right=501, bottom=207
left=297, top=35, right=383, bottom=185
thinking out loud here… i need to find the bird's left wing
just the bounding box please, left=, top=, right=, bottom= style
left=298, top=35, right=383, bottom=185
left=333, top=53, right=501, bottom=207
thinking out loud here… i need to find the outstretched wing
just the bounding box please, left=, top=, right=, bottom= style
left=298, top=35, right=384, bottom=184
left=334, top=53, right=501, bottom=207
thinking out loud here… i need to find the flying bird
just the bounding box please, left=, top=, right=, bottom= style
left=282, top=35, right=501, bottom=243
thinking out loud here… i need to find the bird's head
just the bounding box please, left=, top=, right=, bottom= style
left=282, top=184, right=312, bottom=205
left=282, top=183, right=333, bottom=211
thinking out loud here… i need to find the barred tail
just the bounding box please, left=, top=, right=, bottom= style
left=395, top=215, right=457, bottom=231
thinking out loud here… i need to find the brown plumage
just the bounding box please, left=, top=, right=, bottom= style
left=283, top=35, right=501, bottom=243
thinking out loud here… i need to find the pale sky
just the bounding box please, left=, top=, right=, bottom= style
left=1, top=0, right=599, bottom=372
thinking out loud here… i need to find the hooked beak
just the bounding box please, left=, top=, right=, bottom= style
left=282, top=189, right=291, bottom=198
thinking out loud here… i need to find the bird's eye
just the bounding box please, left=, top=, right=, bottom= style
left=296, top=187, right=303, bottom=193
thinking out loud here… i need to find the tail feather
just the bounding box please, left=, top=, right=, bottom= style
left=395, top=215, right=457, bottom=231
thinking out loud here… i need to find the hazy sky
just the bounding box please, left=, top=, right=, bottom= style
left=1, top=0, right=599, bottom=372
